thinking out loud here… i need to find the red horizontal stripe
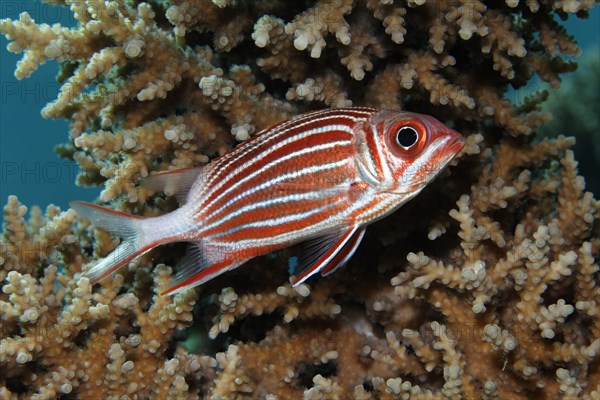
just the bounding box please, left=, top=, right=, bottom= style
left=200, top=129, right=355, bottom=227
left=195, top=110, right=375, bottom=214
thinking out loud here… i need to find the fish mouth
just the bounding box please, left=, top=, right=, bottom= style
left=446, top=132, right=465, bottom=155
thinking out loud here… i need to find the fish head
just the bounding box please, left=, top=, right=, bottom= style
left=355, top=109, right=464, bottom=194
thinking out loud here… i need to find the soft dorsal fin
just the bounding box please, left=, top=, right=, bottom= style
left=142, top=166, right=205, bottom=204
left=292, top=226, right=362, bottom=286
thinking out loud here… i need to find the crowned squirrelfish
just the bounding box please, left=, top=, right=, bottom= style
left=71, top=107, right=464, bottom=295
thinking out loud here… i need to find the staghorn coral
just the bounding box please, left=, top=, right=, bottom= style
left=199, top=138, right=599, bottom=399
left=0, top=0, right=588, bottom=204
left=538, top=48, right=600, bottom=195
left=1, top=0, right=599, bottom=398
left=0, top=235, right=216, bottom=398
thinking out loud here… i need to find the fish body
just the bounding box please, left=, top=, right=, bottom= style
left=71, top=107, right=463, bottom=295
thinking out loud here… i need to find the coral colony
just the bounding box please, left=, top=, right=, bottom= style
left=1, top=0, right=598, bottom=398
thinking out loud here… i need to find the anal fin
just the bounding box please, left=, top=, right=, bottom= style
left=161, top=242, right=245, bottom=296
left=292, top=226, right=363, bottom=287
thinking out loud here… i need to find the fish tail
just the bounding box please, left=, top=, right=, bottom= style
left=70, top=201, right=154, bottom=283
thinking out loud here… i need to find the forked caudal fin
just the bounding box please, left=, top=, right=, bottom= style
left=70, top=201, right=154, bottom=284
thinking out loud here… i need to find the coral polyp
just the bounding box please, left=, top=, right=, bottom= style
left=1, top=0, right=598, bottom=398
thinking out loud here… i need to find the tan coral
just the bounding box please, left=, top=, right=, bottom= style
left=1, top=0, right=599, bottom=398
left=1, top=256, right=214, bottom=398
left=1, top=196, right=78, bottom=278
left=284, top=0, right=354, bottom=59
left=286, top=73, right=353, bottom=108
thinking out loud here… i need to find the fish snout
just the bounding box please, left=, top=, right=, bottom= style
left=445, top=130, right=465, bottom=154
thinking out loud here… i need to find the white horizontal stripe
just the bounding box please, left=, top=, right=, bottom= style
left=198, top=134, right=352, bottom=220
left=355, top=194, right=400, bottom=224
left=215, top=208, right=348, bottom=249
left=200, top=159, right=350, bottom=237
left=202, top=114, right=358, bottom=197
left=214, top=182, right=374, bottom=248
left=200, top=190, right=338, bottom=233
left=197, top=114, right=365, bottom=210
left=210, top=204, right=333, bottom=239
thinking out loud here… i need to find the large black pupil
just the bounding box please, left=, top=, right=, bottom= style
left=396, top=127, right=418, bottom=148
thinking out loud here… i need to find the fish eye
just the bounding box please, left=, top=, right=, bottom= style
left=396, top=126, right=419, bottom=149
left=386, top=121, right=427, bottom=158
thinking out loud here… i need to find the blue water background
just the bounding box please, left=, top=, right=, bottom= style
left=0, top=1, right=97, bottom=210
left=1, top=1, right=599, bottom=210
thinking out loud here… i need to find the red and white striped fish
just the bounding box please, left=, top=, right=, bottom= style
left=71, top=107, right=463, bottom=295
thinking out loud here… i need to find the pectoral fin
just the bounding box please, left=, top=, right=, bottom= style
left=292, top=226, right=363, bottom=287
left=320, top=227, right=365, bottom=277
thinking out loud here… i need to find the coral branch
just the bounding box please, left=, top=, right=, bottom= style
left=1, top=0, right=598, bottom=397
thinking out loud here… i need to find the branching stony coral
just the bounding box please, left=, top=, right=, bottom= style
left=201, top=137, right=599, bottom=399
left=0, top=0, right=588, bottom=206
left=1, top=0, right=599, bottom=398
left=0, top=238, right=216, bottom=398
left=539, top=49, right=600, bottom=195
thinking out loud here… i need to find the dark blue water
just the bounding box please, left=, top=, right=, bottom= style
left=1, top=2, right=598, bottom=210
left=1, top=1, right=98, bottom=210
